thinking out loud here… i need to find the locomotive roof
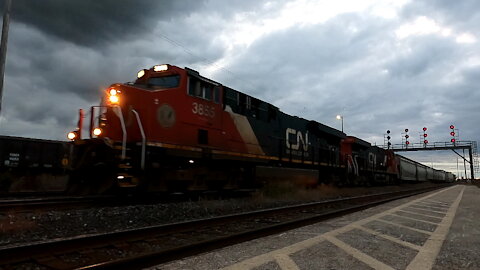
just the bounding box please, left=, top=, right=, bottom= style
left=347, top=136, right=371, bottom=147
left=184, top=65, right=345, bottom=140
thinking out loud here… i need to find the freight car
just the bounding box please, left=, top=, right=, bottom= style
left=66, top=64, right=451, bottom=193
left=397, top=155, right=455, bottom=182
left=0, top=136, right=70, bottom=194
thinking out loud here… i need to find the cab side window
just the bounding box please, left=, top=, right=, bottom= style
left=188, top=76, right=220, bottom=103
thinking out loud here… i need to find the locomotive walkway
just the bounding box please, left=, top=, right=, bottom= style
left=156, top=184, right=479, bottom=269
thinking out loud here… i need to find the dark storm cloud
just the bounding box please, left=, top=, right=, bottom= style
left=2, top=0, right=206, bottom=47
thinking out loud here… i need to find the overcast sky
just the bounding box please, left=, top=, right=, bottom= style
left=0, top=0, right=478, bottom=175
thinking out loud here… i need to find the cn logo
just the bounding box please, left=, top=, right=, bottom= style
left=285, top=128, right=309, bottom=151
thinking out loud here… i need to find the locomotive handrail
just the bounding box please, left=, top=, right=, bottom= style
left=113, top=106, right=127, bottom=159
left=131, top=109, right=146, bottom=170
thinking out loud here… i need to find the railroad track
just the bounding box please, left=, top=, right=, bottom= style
left=0, top=184, right=452, bottom=269
left=0, top=195, right=119, bottom=212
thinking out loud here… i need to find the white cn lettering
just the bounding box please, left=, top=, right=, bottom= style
left=285, top=128, right=309, bottom=151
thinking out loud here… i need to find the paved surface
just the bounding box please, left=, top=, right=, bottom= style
left=152, top=185, right=480, bottom=269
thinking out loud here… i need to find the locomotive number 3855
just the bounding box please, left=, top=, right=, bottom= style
left=192, top=102, right=215, bottom=118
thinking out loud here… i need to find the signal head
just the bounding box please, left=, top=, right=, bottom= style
left=386, top=130, right=391, bottom=134
left=450, top=125, right=455, bottom=130
left=387, top=136, right=391, bottom=140
left=405, top=135, right=409, bottom=139
left=406, top=141, right=410, bottom=145
left=451, top=138, right=456, bottom=143
left=423, top=127, right=427, bottom=132
left=423, top=134, right=428, bottom=137
left=450, top=131, right=455, bottom=136
left=424, top=140, right=429, bottom=144
left=405, top=128, right=409, bottom=133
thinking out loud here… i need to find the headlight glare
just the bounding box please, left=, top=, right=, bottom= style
left=137, top=69, right=146, bottom=78
left=109, top=95, right=119, bottom=104
left=153, top=64, right=168, bottom=72
left=93, top=128, right=102, bottom=136
left=67, top=131, right=77, bottom=140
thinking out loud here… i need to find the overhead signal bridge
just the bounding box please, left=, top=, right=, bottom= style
left=384, top=141, right=478, bottom=180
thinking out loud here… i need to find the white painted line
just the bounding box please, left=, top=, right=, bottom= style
left=376, top=218, right=434, bottom=235
left=406, top=186, right=465, bottom=270
left=387, top=213, right=440, bottom=225
left=397, top=209, right=444, bottom=219
left=423, top=199, right=449, bottom=205
left=414, top=204, right=449, bottom=211
left=324, top=235, right=395, bottom=270
left=353, top=224, right=422, bottom=251
left=416, top=201, right=449, bottom=209
left=273, top=254, right=300, bottom=270
left=407, top=204, right=447, bottom=214
left=222, top=186, right=457, bottom=270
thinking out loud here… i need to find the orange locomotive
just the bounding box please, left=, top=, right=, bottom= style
left=67, top=64, right=436, bottom=194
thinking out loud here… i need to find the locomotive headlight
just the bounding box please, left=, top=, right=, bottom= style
left=93, top=128, right=102, bottom=136
left=109, top=89, right=118, bottom=96
left=137, top=69, right=146, bottom=78
left=109, top=95, right=119, bottom=104
left=153, top=64, right=168, bottom=72
left=67, top=131, right=77, bottom=140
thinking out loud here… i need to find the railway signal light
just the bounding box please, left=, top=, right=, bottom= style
left=423, top=127, right=427, bottom=132
left=450, top=125, right=456, bottom=144
left=424, top=140, right=428, bottom=144
left=386, top=131, right=391, bottom=149
left=404, top=129, right=410, bottom=147
left=423, top=134, right=428, bottom=137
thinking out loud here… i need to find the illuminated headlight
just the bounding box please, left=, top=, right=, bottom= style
left=109, top=95, right=119, bottom=104
left=109, top=88, right=118, bottom=96
left=67, top=131, right=77, bottom=140
left=93, top=128, right=102, bottom=136
left=137, top=69, right=146, bottom=78
left=153, top=64, right=168, bottom=72
left=117, top=175, right=125, bottom=180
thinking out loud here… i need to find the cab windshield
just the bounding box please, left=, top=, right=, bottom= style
left=147, top=75, right=180, bottom=89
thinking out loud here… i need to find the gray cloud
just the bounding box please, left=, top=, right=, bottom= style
left=3, top=0, right=206, bottom=47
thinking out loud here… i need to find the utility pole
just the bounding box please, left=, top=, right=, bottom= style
left=0, top=0, right=12, bottom=116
